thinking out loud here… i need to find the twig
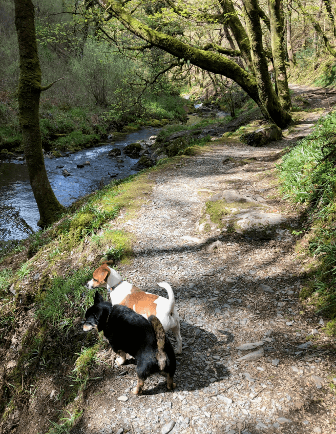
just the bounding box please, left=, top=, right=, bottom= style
left=237, top=421, right=246, bottom=434
left=252, top=386, right=267, bottom=400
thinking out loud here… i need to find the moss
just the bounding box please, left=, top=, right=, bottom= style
left=70, top=213, right=95, bottom=231
left=137, top=155, right=154, bottom=168
left=124, top=142, right=142, bottom=158
left=205, top=200, right=231, bottom=228
left=182, top=146, right=197, bottom=156
left=300, top=283, right=315, bottom=300
left=324, top=319, right=336, bottom=336
left=98, top=230, right=133, bottom=263
left=73, top=344, right=100, bottom=380
left=122, top=125, right=139, bottom=133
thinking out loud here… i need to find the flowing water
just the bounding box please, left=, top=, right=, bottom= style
left=0, top=128, right=159, bottom=242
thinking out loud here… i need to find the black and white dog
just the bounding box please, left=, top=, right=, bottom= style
left=83, top=291, right=176, bottom=395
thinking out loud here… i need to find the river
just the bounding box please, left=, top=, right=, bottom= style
left=0, top=128, right=158, bottom=242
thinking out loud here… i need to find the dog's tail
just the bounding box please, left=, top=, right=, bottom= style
left=157, top=282, right=175, bottom=314
left=148, top=315, right=167, bottom=371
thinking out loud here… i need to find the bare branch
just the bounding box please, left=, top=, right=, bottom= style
left=40, top=77, right=64, bottom=92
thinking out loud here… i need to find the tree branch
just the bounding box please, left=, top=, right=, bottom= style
left=40, top=77, right=64, bottom=92
left=202, top=42, right=241, bottom=56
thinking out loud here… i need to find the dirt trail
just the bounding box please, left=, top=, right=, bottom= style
left=67, top=87, right=336, bottom=434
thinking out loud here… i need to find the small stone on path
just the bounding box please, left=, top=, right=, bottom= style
left=297, top=341, right=312, bottom=349
left=310, top=375, right=324, bottom=389
left=260, top=284, right=273, bottom=293
left=237, top=348, right=264, bottom=362
left=117, top=395, right=128, bottom=402
left=218, top=396, right=232, bottom=405
left=161, top=420, right=176, bottom=434
left=277, top=417, right=292, bottom=424
left=236, top=341, right=264, bottom=350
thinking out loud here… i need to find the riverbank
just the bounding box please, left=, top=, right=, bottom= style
left=0, top=89, right=191, bottom=160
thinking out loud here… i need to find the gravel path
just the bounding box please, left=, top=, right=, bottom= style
left=73, top=111, right=336, bottom=434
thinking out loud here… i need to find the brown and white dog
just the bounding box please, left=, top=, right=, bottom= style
left=86, top=262, right=182, bottom=353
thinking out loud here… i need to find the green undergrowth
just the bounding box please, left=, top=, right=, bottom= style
left=279, top=110, right=336, bottom=328
left=289, top=49, right=336, bottom=87
left=37, top=268, right=95, bottom=326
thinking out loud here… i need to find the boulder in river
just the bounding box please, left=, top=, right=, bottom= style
left=108, top=148, right=122, bottom=157
left=62, top=169, right=71, bottom=177
left=124, top=142, right=143, bottom=158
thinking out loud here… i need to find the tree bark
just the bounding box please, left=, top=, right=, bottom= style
left=268, top=0, right=291, bottom=110
left=286, top=0, right=295, bottom=66
left=243, top=0, right=292, bottom=126
left=14, top=0, right=65, bottom=228
left=322, top=0, right=336, bottom=38
left=97, top=0, right=292, bottom=127
left=218, top=0, right=253, bottom=69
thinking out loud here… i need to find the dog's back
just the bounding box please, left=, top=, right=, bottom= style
left=84, top=292, right=176, bottom=394
left=104, top=303, right=157, bottom=359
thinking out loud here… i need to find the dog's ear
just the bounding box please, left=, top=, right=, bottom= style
left=94, top=291, right=104, bottom=304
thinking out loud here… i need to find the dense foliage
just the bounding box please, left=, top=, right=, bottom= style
left=279, top=110, right=336, bottom=330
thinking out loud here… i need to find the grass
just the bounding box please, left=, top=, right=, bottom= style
left=36, top=267, right=95, bottom=327
left=0, top=268, right=12, bottom=293
left=278, top=109, right=336, bottom=328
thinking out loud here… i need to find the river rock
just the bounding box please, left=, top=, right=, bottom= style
left=62, top=169, right=71, bottom=177
left=132, top=155, right=154, bottom=170
left=77, top=163, right=85, bottom=168
left=108, top=148, right=122, bottom=157
left=124, top=142, right=143, bottom=158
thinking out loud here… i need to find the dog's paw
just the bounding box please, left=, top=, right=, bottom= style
left=115, top=356, right=126, bottom=366
left=167, top=382, right=177, bottom=391
left=132, top=386, right=142, bottom=395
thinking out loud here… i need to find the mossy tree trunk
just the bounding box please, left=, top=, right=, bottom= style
left=268, top=0, right=291, bottom=110
left=286, top=1, right=295, bottom=67
left=322, top=0, right=336, bottom=38
left=218, top=0, right=253, bottom=69
left=14, top=0, right=65, bottom=228
left=242, top=0, right=292, bottom=127
left=96, top=0, right=292, bottom=127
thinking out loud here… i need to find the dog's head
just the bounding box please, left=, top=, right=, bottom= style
left=86, top=263, right=122, bottom=289
left=83, top=291, right=105, bottom=331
